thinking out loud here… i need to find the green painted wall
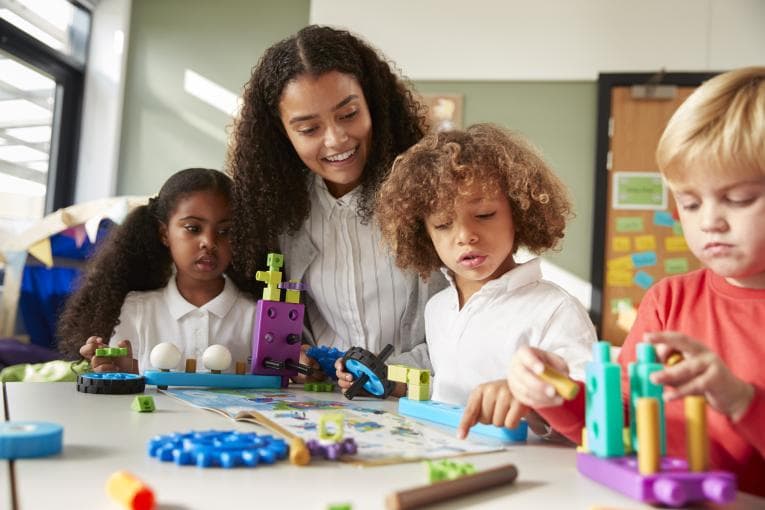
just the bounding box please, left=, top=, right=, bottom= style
left=415, top=81, right=597, bottom=280
left=117, top=0, right=310, bottom=195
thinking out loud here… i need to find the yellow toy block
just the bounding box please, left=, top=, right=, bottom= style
left=637, top=397, right=660, bottom=475
left=319, top=413, right=345, bottom=442
left=685, top=395, right=708, bottom=471
left=261, top=286, right=282, bottom=302
left=577, top=427, right=588, bottom=452
left=387, top=364, right=415, bottom=383
left=407, top=383, right=430, bottom=401
left=256, top=270, right=283, bottom=287
left=285, top=280, right=301, bottom=304
left=406, top=368, right=431, bottom=386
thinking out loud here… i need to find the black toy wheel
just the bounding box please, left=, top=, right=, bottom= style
left=76, top=373, right=146, bottom=394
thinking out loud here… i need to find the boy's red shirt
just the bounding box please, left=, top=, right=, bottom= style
left=538, top=269, right=765, bottom=496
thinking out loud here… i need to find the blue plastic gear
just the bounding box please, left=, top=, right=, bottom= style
left=147, top=430, right=288, bottom=468
left=306, top=346, right=346, bottom=381
left=342, top=345, right=394, bottom=399
left=77, top=372, right=145, bottom=394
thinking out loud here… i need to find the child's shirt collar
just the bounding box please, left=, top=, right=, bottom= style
left=311, top=173, right=361, bottom=219
left=440, top=257, right=543, bottom=304
left=164, top=274, right=239, bottom=320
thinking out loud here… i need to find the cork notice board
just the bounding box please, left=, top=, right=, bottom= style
left=590, top=74, right=718, bottom=346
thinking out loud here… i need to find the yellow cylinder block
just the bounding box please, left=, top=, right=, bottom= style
left=637, top=397, right=660, bottom=475
left=685, top=395, right=709, bottom=472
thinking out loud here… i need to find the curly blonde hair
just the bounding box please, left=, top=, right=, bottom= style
left=376, top=123, right=572, bottom=278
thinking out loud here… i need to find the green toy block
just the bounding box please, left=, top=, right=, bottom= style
left=585, top=341, right=625, bottom=458
left=266, top=252, right=284, bottom=271
left=131, top=395, right=155, bottom=412
left=425, top=459, right=476, bottom=483
left=406, top=368, right=431, bottom=386
left=327, top=504, right=351, bottom=510
left=387, top=363, right=415, bottom=383
left=407, top=383, right=430, bottom=401
left=95, top=347, right=128, bottom=357
left=628, top=342, right=666, bottom=455
left=256, top=270, right=283, bottom=287
left=319, top=413, right=344, bottom=441
left=261, top=285, right=282, bottom=302
left=304, top=382, right=335, bottom=392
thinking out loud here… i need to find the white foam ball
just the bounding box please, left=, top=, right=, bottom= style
left=150, top=342, right=182, bottom=370
left=203, top=344, right=232, bottom=371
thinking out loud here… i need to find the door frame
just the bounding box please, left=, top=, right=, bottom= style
left=589, top=72, right=719, bottom=336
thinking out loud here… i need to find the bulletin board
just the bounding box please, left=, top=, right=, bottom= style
left=590, top=73, right=718, bottom=346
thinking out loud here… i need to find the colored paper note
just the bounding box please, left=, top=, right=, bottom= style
left=613, top=172, right=667, bottom=210
left=672, top=222, right=683, bottom=236
left=665, top=236, right=689, bottom=252
left=664, top=257, right=689, bottom=274
left=610, top=297, right=633, bottom=313
left=653, top=211, right=675, bottom=227
left=615, top=217, right=644, bottom=233
left=631, top=251, right=657, bottom=268
left=634, top=235, right=656, bottom=251
left=612, top=236, right=631, bottom=252
left=607, top=269, right=633, bottom=287
left=634, top=270, right=654, bottom=289
left=607, top=255, right=634, bottom=271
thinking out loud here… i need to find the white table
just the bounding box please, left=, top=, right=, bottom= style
left=3, top=382, right=764, bottom=510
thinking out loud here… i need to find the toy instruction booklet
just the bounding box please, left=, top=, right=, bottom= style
left=165, top=388, right=504, bottom=465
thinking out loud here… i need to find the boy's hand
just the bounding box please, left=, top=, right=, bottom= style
left=334, top=357, right=355, bottom=392
left=646, top=332, right=755, bottom=421
left=292, top=344, right=325, bottom=383
left=457, top=380, right=516, bottom=439
left=82, top=337, right=136, bottom=373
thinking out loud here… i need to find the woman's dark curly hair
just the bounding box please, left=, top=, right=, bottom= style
left=376, top=123, right=573, bottom=279
left=227, top=25, right=427, bottom=290
left=56, top=168, right=242, bottom=358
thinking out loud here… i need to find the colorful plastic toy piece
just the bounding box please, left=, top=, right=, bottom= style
left=585, top=341, right=624, bottom=457
left=279, top=280, right=307, bottom=304
left=306, top=346, right=345, bottom=381
left=318, top=413, right=345, bottom=441
left=305, top=437, right=357, bottom=461
left=144, top=370, right=281, bottom=389
left=628, top=343, right=666, bottom=455
left=327, top=504, right=352, bottom=510
left=304, top=382, right=335, bottom=392
left=77, top=373, right=146, bottom=394
left=426, top=459, right=476, bottom=483
left=576, top=453, right=736, bottom=507
left=685, top=396, right=708, bottom=472
left=131, top=396, right=155, bottom=413
left=538, top=365, right=580, bottom=400
left=637, top=398, right=660, bottom=474
left=250, top=253, right=312, bottom=387
left=0, top=421, right=63, bottom=459
left=398, top=398, right=528, bottom=442
left=342, top=344, right=395, bottom=399
left=95, top=347, right=129, bottom=357
left=106, top=470, right=155, bottom=510
left=407, top=383, right=430, bottom=401
left=387, top=363, right=416, bottom=383
left=148, top=430, right=288, bottom=468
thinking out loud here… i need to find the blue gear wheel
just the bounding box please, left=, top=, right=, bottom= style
left=306, top=346, right=345, bottom=381
left=342, top=345, right=394, bottom=399
left=76, top=373, right=145, bottom=394
left=147, top=430, right=288, bottom=468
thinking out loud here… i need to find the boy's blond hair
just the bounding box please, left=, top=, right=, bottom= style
left=656, top=67, right=765, bottom=185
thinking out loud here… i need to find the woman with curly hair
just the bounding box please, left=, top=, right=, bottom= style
left=228, top=25, right=445, bottom=380
left=57, top=168, right=255, bottom=373
left=375, top=123, right=595, bottom=429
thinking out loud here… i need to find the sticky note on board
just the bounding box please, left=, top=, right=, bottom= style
left=653, top=211, right=675, bottom=227
left=634, top=270, right=654, bottom=289
left=631, top=251, right=657, bottom=268
left=607, top=255, right=634, bottom=271
left=610, top=297, right=633, bottom=313
left=607, top=270, right=633, bottom=287
left=612, top=236, right=631, bottom=252
left=665, top=236, right=689, bottom=252
left=672, top=222, right=683, bottom=236
left=664, top=258, right=689, bottom=274
left=634, top=235, right=656, bottom=251
left=616, top=217, right=644, bottom=233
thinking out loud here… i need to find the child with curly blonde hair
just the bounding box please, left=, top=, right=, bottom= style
left=376, top=123, right=596, bottom=434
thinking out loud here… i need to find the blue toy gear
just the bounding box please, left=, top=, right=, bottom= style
left=148, top=430, right=288, bottom=468
left=305, top=346, right=346, bottom=381
left=76, top=373, right=146, bottom=394
left=342, top=344, right=394, bottom=399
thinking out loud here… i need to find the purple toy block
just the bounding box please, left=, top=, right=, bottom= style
left=305, top=438, right=357, bottom=461
left=577, top=452, right=736, bottom=507
left=250, top=299, right=304, bottom=387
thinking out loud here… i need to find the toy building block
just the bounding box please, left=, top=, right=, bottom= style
left=306, top=346, right=346, bottom=381
left=538, top=365, right=580, bottom=400
left=95, top=347, right=129, bottom=358
left=0, top=421, right=63, bottom=459
left=106, top=470, right=155, bottom=510
left=407, top=368, right=431, bottom=386
left=342, top=344, right=396, bottom=399
left=666, top=352, right=684, bottom=366
left=185, top=359, right=197, bottom=372
left=144, top=370, right=281, bottom=389
left=576, top=453, right=736, bottom=507
left=131, top=396, right=155, bottom=413
left=77, top=373, right=146, bottom=394
left=685, top=396, right=708, bottom=472
left=235, top=361, right=246, bottom=374
left=327, top=504, right=352, bottom=510
left=304, top=382, right=335, bottom=392
left=319, top=413, right=345, bottom=442
left=398, top=398, right=528, bottom=442
left=407, top=383, right=430, bottom=401
left=305, top=437, right=357, bottom=461
left=637, top=398, right=660, bottom=475
left=148, top=430, right=289, bottom=468
left=585, top=341, right=624, bottom=457
left=279, top=280, right=306, bottom=304
left=628, top=343, right=666, bottom=455
left=426, top=459, right=476, bottom=483
left=387, top=363, right=414, bottom=383
left=255, top=252, right=285, bottom=301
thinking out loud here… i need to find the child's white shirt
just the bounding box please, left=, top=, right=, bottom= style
left=425, top=257, right=596, bottom=406
left=109, top=275, right=255, bottom=373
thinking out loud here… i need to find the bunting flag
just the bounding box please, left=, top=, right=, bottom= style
left=61, top=225, right=88, bottom=248
left=105, top=197, right=129, bottom=225
left=84, top=215, right=103, bottom=244
left=28, top=237, right=53, bottom=267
